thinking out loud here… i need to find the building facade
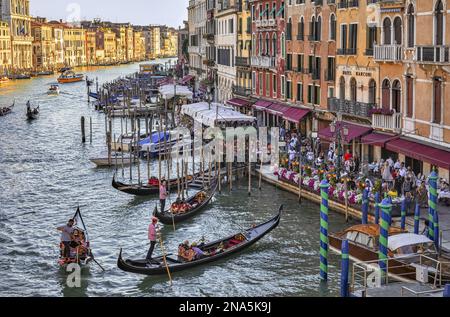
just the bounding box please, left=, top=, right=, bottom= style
left=31, top=18, right=55, bottom=70
left=0, top=0, right=33, bottom=70
left=63, top=26, right=86, bottom=67
left=188, top=0, right=208, bottom=83
left=0, top=20, right=11, bottom=74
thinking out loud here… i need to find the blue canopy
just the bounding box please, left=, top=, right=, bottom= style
left=139, top=131, right=170, bottom=146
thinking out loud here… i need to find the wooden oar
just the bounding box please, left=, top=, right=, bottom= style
left=91, top=252, right=106, bottom=272
left=158, top=232, right=173, bottom=286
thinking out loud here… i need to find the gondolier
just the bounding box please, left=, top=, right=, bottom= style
left=57, top=219, right=75, bottom=260
left=160, top=179, right=168, bottom=212
left=146, top=217, right=159, bottom=262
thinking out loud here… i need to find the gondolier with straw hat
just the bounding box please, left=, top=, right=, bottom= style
left=146, top=216, right=159, bottom=263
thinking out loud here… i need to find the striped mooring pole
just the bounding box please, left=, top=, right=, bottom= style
left=319, top=178, right=330, bottom=282
left=340, top=239, right=350, bottom=297
left=414, top=202, right=420, bottom=235
left=434, top=210, right=440, bottom=251
left=374, top=192, right=381, bottom=225
left=379, top=198, right=392, bottom=275
left=444, top=285, right=450, bottom=297
left=400, top=197, right=407, bottom=230
left=362, top=188, right=369, bottom=225
left=428, top=171, right=438, bottom=241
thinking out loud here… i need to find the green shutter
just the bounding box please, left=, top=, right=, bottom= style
left=259, top=8, right=268, bottom=17
left=276, top=5, right=285, bottom=17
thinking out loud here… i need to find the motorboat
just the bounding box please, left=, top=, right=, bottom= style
left=47, top=84, right=60, bottom=95
left=58, top=71, right=84, bottom=83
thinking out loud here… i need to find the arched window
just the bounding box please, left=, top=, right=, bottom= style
left=350, top=78, right=357, bottom=103
left=258, top=33, right=262, bottom=55
left=394, top=17, right=402, bottom=45
left=392, top=80, right=401, bottom=113
left=368, top=79, right=377, bottom=105
left=281, top=32, right=285, bottom=58
left=272, top=33, right=277, bottom=57
left=383, top=18, right=392, bottom=45
left=433, top=77, right=442, bottom=124
left=407, top=4, right=415, bottom=48
left=330, top=14, right=336, bottom=41
left=298, top=17, right=304, bottom=40
left=339, top=76, right=345, bottom=100
left=316, top=16, right=322, bottom=41
left=382, top=79, right=391, bottom=109
left=265, top=33, right=270, bottom=55
left=435, top=0, right=444, bottom=45
left=310, top=16, right=316, bottom=39
left=252, top=34, right=256, bottom=56
left=405, top=75, right=414, bottom=118
left=287, top=17, right=292, bottom=40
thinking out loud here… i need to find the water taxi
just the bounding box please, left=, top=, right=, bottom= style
left=58, top=71, right=84, bottom=84
left=47, top=84, right=60, bottom=95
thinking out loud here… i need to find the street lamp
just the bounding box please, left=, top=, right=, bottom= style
left=330, top=120, right=349, bottom=180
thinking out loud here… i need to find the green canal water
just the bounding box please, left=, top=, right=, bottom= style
left=0, top=60, right=355, bottom=297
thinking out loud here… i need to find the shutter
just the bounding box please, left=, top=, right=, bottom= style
left=434, top=79, right=442, bottom=124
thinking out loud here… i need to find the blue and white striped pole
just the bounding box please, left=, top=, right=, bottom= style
left=374, top=192, right=381, bottom=225
left=400, top=197, right=407, bottom=230
left=340, top=239, right=350, bottom=297
left=319, top=178, right=330, bottom=281
left=362, top=188, right=369, bottom=225
left=379, top=198, right=392, bottom=275
left=444, top=285, right=450, bottom=297
left=414, top=202, right=420, bottom=235
left=434, top=210, right=440, bottom=251
left=428, top=171, right=438, bottom=241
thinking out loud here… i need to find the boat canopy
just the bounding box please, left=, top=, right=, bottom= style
left=181, top=102, right=256, bottom=128
left=138, top=131, right=170, bottom=146
left=388, top=233, right=433, bottom=251
left=159, top=84, right=193, bottom=100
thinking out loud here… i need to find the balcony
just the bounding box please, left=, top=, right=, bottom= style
left=415, top=45, right=450, bottom=64
left=251, top=55, right=276, bottom=69
left=203, top=59, right=215, bottom=67
left=374, top=44, right=403, bottom=62
left=328, top=98, right=376, bottom=118
left=203, top=33, right=215, bottom=43
left=233, top=85, right=252, bottom=97
left=255, top=19, right=276, bottom=29
left=372, top=112, right=402, bottom=132
left=235, top=57, right=250, bottom=67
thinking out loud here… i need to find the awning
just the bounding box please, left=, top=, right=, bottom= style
left=226, top=98, right=251, bottom=108
left=179, top=75, right=194, bottom=84
left=252, top=100, right=272, bottom=110
left=361, top=132, right=399, bottom=147
left=266, top=103, right=290, bottom=116
left=386, top=138, right=450, bottom=170
left=283, top=107, right=310, bottom=123
left=318, top=122, right=372, bottom=144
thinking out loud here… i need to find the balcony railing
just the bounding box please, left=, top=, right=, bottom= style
left=255, top=19, right=276, bottom=28
left=233, top=85, right=252, bottom=97
left=235, top=56, right=250, bottom=67
left=415, top=45, right=450, bottom=64
left=374, top=44, right=403, bottom=62
left=328, top=98, right=376, bottom=118
left=372, top=112, right=402, bottom=132
left=251, top=55, right=276, bottom=69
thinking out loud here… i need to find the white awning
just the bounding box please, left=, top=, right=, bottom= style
left=181, top=102, right=256, bottom=127
left=159, top=84, right=193, bottom=100
left=388, top=233, right=433, bottom=251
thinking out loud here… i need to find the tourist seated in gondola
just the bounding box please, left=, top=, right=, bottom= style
left=191, top=243, right=207, bottom=260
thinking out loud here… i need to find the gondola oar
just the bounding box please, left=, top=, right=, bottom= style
left=158, top=231, right=173, bottom=286
left=91, top=252, right=106, bottom=272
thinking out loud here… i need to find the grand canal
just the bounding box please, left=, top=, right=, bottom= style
left=0, top=60, right=355, bottom=297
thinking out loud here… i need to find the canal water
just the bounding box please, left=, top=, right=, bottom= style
left=0, top=60, right=355, bottom=297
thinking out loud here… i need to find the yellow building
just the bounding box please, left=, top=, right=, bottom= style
left=63, top=26, right=86, bottom=67
left=133, top=30, right=145, bottom=61
left=113, top=26, right=127, bottom=62
left=148, top=25, right=161, bottom=59
left=102, top=28, right=117, bottom=62
left=85, top=30, right=97, bottom=65
left=31, top=18, right=55, bottom=70
left=160, top=28, right=178, bottom=58
left=125, top=25, right=134, bottom=61
left=0, top=20, right=11, bottom=74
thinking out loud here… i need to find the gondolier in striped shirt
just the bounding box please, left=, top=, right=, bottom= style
left=146, top=217, right=159, bottom=263
left=159, top=179, right=168, bottom=212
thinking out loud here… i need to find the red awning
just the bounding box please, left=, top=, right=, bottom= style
left=318, top=122, right=372, bottom=144
left=253, top=100, right=272, bottom=110
left=386, top=138, right=450, bottom=170
left=361, top=132, right=399, bottom=147
left=266, top=103, right=290, bottom=116
left=179, top=75, right=194, bottom=84
left=226, top=98, right=251, bottom=108
left=283, top=107, right=310, bottom=123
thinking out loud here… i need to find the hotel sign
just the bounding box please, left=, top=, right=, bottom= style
left=341, top=66, right=377, bottom=78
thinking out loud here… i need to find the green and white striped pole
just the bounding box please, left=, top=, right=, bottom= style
left=428, top=171, right=438, bottom=241
left=320, top=178, right=330, bottom=281
left=379, top=198, right=392, bottom=275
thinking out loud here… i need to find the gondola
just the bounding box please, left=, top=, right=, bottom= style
left=58, top=207, right=93, bottom=267
left=0, top=101, right=14, bottom=117
left=112, top=174, right=196, bottom=196
left=26, top=102, right=39, bottom=120
left=117, top=206, right=283, bottom=276
left=155, top=179, right=218, bottom=225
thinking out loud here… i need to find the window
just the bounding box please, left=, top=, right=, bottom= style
left=287, top=17, right=292, bottom=40
left=252, top=71, right=256, bottom=93
left=330, top=14, right=336, bottom=41
left=349, top=24, right=358, bottom=52
left=383, top=18, right=392, bottom=45
left=266, top=73, right=270, bottom=97
left=406, top=75, right=413, bottom=118
left=316, top=16, right=322, bottom=41
left=281, top=75, right=285, bottom=97
left=281, top=33, right=285, bottom=57
left=433, top=78, right=442, bottom=124
left=366, top=26, right=377, bottom=53
left=339, top=76, right=345, bottom=100
left=298, top=17, right=304, bottom=40
left=286, top=53, right=292, bottom=71
left=435, top=0, right=444, bottom=45
left=273, top=74, right=277, bottom=96
left=340, top=24, right=347, bottom=51
left=258, top=33, right=262, bottom=55
left=286, top=81, right=292, bottom=100
left=368, top=79, right=376, bottom=105
left=265, top=33, right=270, bottom=55
left=392, top=80, right=401, bottom=113
left=407, top=4, right=415, bottom=48
left=272, top=33, right=277, bottom=57
left=350, top=77, right=357, bottom=103
left=393, top=17, right=402, bottom=45
left=382, top=79, right=391, bottom=109
left=259, top=72, right=263, bottom=95
left=297, top=82, right=303, bottom=102
left=297, top=54, right=304, bottom=72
